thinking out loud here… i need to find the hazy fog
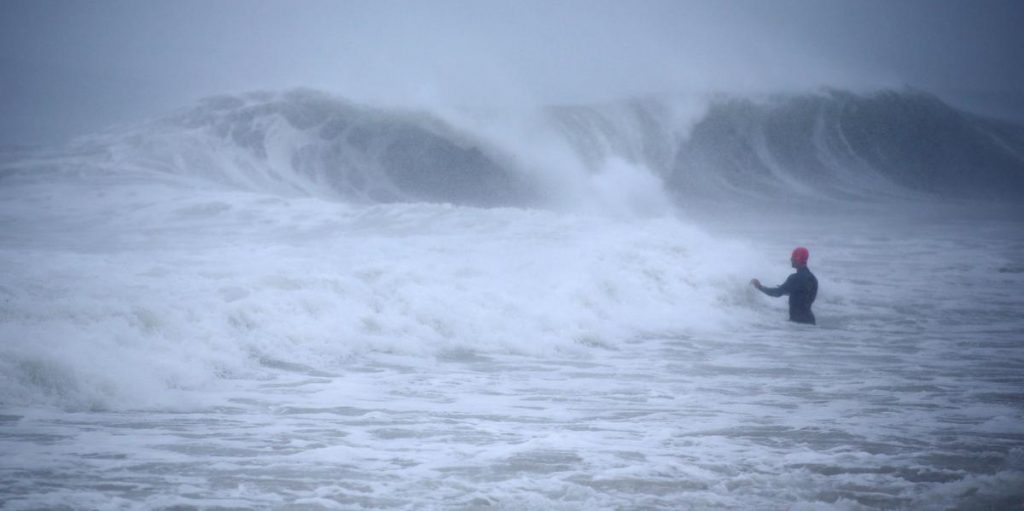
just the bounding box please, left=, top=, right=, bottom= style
left=2, top=0, right=1023, bottom=145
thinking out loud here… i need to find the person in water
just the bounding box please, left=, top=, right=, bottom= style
left=751, top=246, right=818, bottom=325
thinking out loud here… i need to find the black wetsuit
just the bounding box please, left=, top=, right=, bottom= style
left=759, top=266, right=818, bottom=325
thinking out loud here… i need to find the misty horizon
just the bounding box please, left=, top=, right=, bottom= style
left=2, top=0, right=1024, bottom=146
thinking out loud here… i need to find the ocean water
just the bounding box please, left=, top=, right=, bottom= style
left=1, top=90, right=1023, bottom=510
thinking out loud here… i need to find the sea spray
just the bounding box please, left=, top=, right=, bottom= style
left=0, top=173, right=763, bottom=409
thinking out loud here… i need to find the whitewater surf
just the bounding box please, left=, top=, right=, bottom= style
left=1, top=89, right=1022, bottom=510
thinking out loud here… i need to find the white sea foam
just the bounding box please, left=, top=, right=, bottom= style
left=0, top=164, right=764, bottom=410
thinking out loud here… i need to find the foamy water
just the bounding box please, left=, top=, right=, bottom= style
left=2, top=178, right=1022, bottom=509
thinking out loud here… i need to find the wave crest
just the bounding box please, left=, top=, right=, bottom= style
left=44, top=88, right=1024, bottom=207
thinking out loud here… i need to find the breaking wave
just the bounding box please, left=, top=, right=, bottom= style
left=33, top=88, right=1022, bottom=210
left=96, top=91, right=535, bottom=207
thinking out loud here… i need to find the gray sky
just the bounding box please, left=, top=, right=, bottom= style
left=2, top=0, right=1023, bottom=146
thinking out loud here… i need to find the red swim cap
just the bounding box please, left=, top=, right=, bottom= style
left=791, top=246, right=809, bottom=266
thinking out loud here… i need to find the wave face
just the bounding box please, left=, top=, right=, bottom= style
left=26, top=88, right=1024, bottom=210
left=669, top=90, right=1024, bottom=200
left=101, top=90, right=534, bottom=206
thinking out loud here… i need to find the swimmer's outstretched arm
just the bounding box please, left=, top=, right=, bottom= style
left=750, top=277, right=789, bottom=297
